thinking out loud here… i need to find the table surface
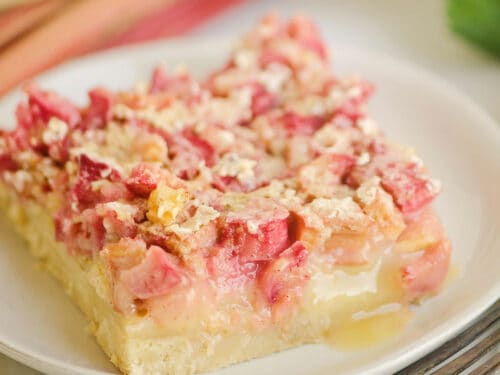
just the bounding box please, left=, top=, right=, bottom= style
left=1, top=0, right=498, bottom=374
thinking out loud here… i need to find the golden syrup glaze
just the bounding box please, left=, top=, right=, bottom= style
left=306, top=249, right=412, bottom=349
left=326, top=303, right=412, bottom=349
left=316, top=253, right=453, bottom=350
left=326, top=264, right=458, bottom=351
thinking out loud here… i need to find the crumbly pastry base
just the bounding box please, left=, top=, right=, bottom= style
left=0, top=183, right=333, bottom=375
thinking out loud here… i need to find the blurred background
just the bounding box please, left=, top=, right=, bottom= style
left=0, top=0, right=498, bottom=373
left=0, top=0, right=499, bottom=120
left=0, top=1, right=499, bottom=118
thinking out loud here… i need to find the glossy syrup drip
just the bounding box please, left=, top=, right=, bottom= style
left=326, top=303, right=412, bottom=349
left=309, top=251, right=416, bottom=350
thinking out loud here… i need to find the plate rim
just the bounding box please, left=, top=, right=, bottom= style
left=0, top=35, right=499, bottom=375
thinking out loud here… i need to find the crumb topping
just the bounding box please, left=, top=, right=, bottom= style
left=0, top=14, right=446, bottom=318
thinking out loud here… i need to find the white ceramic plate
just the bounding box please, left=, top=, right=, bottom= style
left=0, top=38, right=499, bottom=375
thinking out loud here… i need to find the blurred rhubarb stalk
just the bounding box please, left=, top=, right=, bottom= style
left=0, top=0, right=175, bottom=96
left=0, top=0, right=65, bottom=47
left=0, top=0, right=40, bottom=12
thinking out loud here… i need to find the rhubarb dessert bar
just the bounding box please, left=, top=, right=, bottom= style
left=0, top=14, right=451, bottom=375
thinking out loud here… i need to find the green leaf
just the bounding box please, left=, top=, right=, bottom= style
left=448, top=0, right=500, bottom=57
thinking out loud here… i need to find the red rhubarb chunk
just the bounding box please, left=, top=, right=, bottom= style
left=126, top=163, right=161, bottom=197
left=258, top=241, right=309, bottom=305
left=220, top=215, right=290, bottom=263
left=250, top=83, right=277, bottom=117
left=168, top=130, right=217, bottom=179
left=212, top=175, right=248, bottom=193
left=149, top=66, right=192, bottom=97
left=150, top=66, right=171, bottom=94
left=68, top=208, right=106, bottom=255
left=121, top=246, right=188, bottom=299
left=281, top=112, right=324, bottom=136
left=287, top=16, right=328, bottom=60
left=82, top=87, right=113, bottom=130
left=259, top=50, right=291, bottom=68
left=26, top=85, right=80, bottom=127
left=0, top=153, right=18, bottom=172
left=401, top=240, right=451, bottom=301
left=182, top=129, right=216, bottom=167
left=329, top=153, right=355, bottom=177
left=333, top=81, right=373, bottom=123
left=73, top=154, right=121, bottom=206
left=381, top=166, right=438, bottom=215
